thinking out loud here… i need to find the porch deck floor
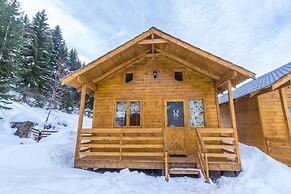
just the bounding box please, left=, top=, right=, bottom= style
left=76, top=154, right=241, bottom=171
left=76, top=155, right=165, bottom=169
left=76, top=155, right=198, bottom=169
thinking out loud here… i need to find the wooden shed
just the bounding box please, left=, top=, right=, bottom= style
left=219, top=63, right=291, bottom=166
left=62, top=27, right=255, bottom=181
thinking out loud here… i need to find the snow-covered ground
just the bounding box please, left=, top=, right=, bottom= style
left=0, top=102, right=291, bottom=194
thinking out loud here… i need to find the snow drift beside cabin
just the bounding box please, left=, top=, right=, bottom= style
left=0, top=101, right=290, bottom=194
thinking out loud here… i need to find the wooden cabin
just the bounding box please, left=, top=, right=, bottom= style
left=219, top=63, right=291, bottom=167
left=61, top=27, right=255, bottom=181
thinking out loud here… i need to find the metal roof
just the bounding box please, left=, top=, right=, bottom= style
left=219, top=62, right=291, bottom=104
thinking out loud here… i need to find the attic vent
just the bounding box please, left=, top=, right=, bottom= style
left=174, top=71, right=183, bottom=81
left=125, top=72, right=133, bottom=83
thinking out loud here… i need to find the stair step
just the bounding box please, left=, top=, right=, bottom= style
left=169, top=168, right=201, bottom=175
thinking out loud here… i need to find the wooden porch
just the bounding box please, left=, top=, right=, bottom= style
left=75, top=127, right=241, bottom=182
left=72, top=79, right=242, bottom=182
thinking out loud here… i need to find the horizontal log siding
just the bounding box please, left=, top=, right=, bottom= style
left=92, top=58, right=219, bottom=152
left=259, top=86, right=291, bottom=166
left=220, top=96, right=267, bottom=152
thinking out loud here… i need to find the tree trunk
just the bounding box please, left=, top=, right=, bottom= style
left=0, top=19, right=11, bottom=61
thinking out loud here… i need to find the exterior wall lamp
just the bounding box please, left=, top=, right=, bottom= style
left=152, top=70, right=158, bottom=79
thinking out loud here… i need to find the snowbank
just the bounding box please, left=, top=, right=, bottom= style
left=0, top=101, right=91, bottom=168
left=0, top=101, right=290, bottom=194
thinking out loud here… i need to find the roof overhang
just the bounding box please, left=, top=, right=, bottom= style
left=249, top=72, right=291, bottom=98
left=62, top=27, right=255, bottom=94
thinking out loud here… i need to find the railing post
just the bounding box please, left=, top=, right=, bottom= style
left=74, top=84, right=87, bottom=167
left=227, top=80, right=241, bottom=164
left=165, top=151, right=169, bottom=181
left=163, top=128, right=169, bottom=181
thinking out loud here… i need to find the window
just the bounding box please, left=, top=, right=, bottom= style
left=115, top=101, right=127, bottom=126
left=115, top=100, right=141, bottom=127
left=130, top=101, right=141, bottom=126
left=188, top=99, right=205, bottom=128
left=125, top=72, right=133, bottom=83
left=174, top=71, right=183, bottom=81
left=167, top=101, right=184, bottom=127
left=288, top=107, right=291, bottom=118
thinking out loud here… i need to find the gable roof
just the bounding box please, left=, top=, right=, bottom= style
left=62, top=27, right=255, bottom=93
left=219, top=62, right=291, bottom=104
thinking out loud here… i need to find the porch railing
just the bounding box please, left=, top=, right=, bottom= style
left=195, top=127, right=241, bottom=182
left=77, top=127, right=240, bottom=182
left=79, top=128, right=165, bottom=158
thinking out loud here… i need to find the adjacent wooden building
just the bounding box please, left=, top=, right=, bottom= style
left=219, top=63, right=291, bottom=166
left=62, top=27, right=255, bottom=181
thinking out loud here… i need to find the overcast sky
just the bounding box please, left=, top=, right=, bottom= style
left=19, top=0, right=291, bottom=77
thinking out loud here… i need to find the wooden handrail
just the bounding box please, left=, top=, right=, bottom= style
left=195, top=128, right=207, bottom=153
left=81, top=128, right=163, bottom=133
left=195, top=128, right=210, bottom=183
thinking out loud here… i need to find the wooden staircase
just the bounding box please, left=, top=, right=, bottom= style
left=195, top=128, right=241, bottom=182
left=165, top=155, right=201, bottom=179
left=169, top=168, right=201, bottom=176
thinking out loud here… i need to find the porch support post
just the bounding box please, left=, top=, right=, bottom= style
left=227, top=80, right=241, bottom=164
left=74, top=84, right=87, bottom=167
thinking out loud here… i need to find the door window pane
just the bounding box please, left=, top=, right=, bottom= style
left=116, top=101, right=127, bottom=126
left=189, top=99, right=205, bottom=127
left=130, top=101, right=141, bottom=126
left=167, top=102, right=184, bottom=127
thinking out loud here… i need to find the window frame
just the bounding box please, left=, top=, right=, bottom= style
left=114, top=100, right=127, bottom=127
left=288, top=107, right=291, bottom=119
left=114, top=99, right=143, bottom=128
left=124, top=72, right=134, bottom=83
left=188, top=98, right=206, bottom=128
left=173, top=70, right=184, bottom=82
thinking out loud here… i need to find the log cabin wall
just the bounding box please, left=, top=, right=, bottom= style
left=258, top=86, right=291, bottom=166
left=92, top=57, right=220, bottom=153
left=220, top=96, right=267, bottom=152
left=220, top=85, right=291, bottom=166
left=219, top=102, right=231, bottom=128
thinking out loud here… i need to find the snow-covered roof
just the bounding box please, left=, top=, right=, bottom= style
left=219, top=62, right=291, bottom=104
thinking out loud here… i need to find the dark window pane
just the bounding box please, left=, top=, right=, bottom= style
left=116, top=101, right=127, bottom=126
left=167, top=102, right=184, bottom=127
left=174, top=71, right=183, bottom=81
left=130, top=101, right=140, bottom=126
left=125, top=73, right=133, bottom=83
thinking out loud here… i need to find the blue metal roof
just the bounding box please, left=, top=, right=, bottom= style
left=219, top=62, right=291, bottom=104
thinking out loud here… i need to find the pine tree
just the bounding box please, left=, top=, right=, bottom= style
left=68, top=49, right=81, bottom=71
left=0, top=2, right=87, bottom=113
left=17, top=14, right=34, bottom=102
left=0, top=0, right=24, bottom=109
left=60, top=49, right=82, bottom=113
left=24, top=10, right=52, bottom=106
left=47, top=25, right=69, bottom=110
